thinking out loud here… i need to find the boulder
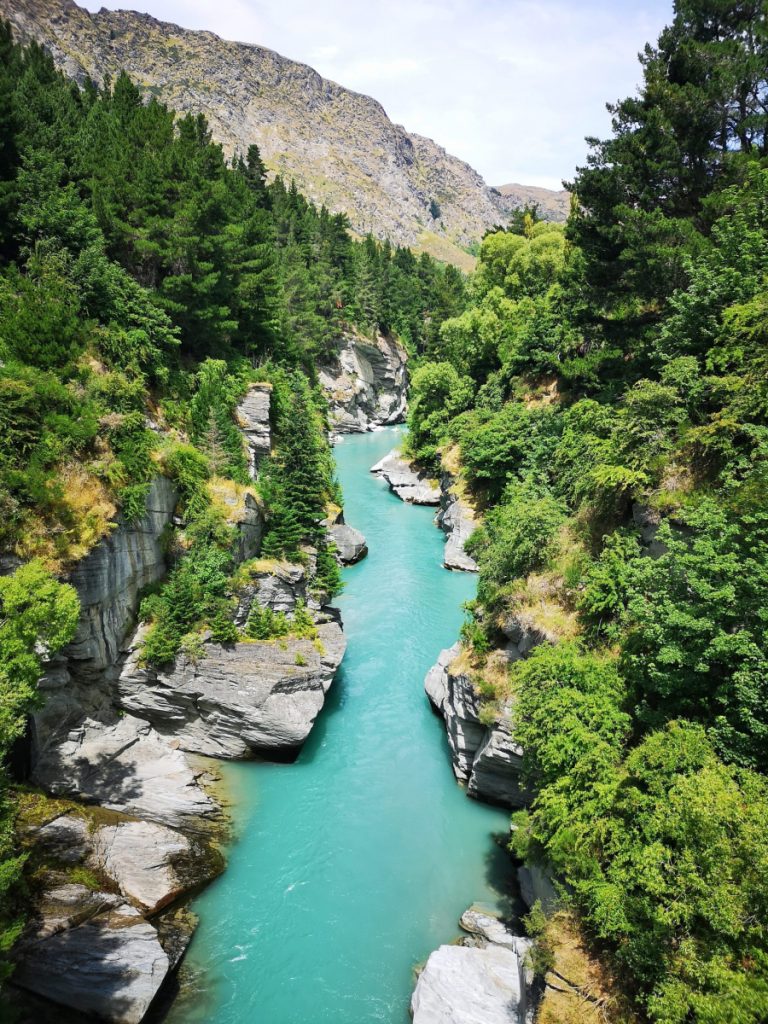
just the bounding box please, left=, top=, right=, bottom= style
left=370, top=450, right=441, bottom=505
left=459, top=906, right=521, bottom=952
left=13, top=898, right=171, bottom=1024
left=90, top=820, right=194, bottom=914
left=118, top=615, right=347, bottom=759
left=411, top=943, right=530, bottom=1024
left=318, top=330, right=407, bottom=435
left=328, top=522, right=368, bottom=564
left=236, top=383, right=272, bottom=478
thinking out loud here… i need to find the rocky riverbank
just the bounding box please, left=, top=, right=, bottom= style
left=9, top=383, right=349, bottom=1022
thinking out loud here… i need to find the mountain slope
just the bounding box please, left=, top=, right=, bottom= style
left=2, top=0, right=552, bottom=266
left=495, top=182, right=570, bottom=222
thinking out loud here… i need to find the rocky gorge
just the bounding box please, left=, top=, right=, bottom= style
left=7, top=374, right=356, bottom=1021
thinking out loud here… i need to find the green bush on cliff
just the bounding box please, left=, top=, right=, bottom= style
left=0, top=561, right=79, bottom=977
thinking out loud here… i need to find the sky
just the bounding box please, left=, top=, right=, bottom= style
left=80, top=0, right=674, bottom=190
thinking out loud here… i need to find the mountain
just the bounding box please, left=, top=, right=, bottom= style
left=494, top=182, right=570, bottom=222
left=2, top=0, right=562, bottom=268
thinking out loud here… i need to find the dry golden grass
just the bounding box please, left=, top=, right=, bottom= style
left=415, top=230, right=477, bottom=273
left=501, top=573, right=580, bottom=644
left=537, top=912, right=639, bottom=1024
left=15, top=464, right=117, bottom=570
left=522, top=376, right=561, bottom=409
left=207, top=476, right=261, bottom=524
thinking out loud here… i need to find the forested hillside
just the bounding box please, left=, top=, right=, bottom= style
left=0, top=24, right=465, bottom=972
left=408, top=3, right=768, bottom=1020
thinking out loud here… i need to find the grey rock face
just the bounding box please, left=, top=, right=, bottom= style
left=32, top=715, right=220, bottom=832
left=499, top=614, right=550, bottom=663
left=516, top=864, right=559, bottom=915
left=437, top=472, right=478, bottom=572
left=370, top=449, right=441, bottom=505
left=319, top=331, right=407, bottom=436
left=411, top=907, right=533, bottom=1024
left=236, top=383, right=272, bottom=478
left=425, top=646, right=528, bottom=809
left=34, top=476, right=177, bottom=760
left=118, top=614, right=346, bottom=759
left=234, top=560, right=308, bottom=626
left=328, top=523, right=368, bottom=564
left=14, top=897, right=172, bottom=1024
left=90, top=820, right=193, bottom=914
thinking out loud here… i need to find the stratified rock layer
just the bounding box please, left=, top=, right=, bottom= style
left=370, top=450, right=441, bottom=505
left=236, top=383, right=272, bottom=478
left=425, top=645, right=528, bottom=808
left=319, top=331, right=408, bottom=436
left=118, top=615, right=346, bottom=759
left=436, top=471, right=478, bottom=572
left=14, top=896, right=170, bottom=1024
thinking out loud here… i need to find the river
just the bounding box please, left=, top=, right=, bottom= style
left=166, top=426, right=513, bottom=1024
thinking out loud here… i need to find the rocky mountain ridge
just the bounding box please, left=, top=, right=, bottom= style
left=2, top=0, right=563, bottom=267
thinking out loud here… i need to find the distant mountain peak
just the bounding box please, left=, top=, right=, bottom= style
left=3, top=0, right=565, bottom=266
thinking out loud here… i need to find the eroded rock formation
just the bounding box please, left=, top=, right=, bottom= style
left=370, top=450, right=441, bottom=505
left=411, top=906, right=533, bottom=1024
left=425, top=645, right=529, bottom=808
left=319, top=331, right=408, bottom=436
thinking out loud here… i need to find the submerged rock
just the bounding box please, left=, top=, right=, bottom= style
left=425, top=645, right=528, bottom=809
left=328, top=522, right=368, bottom=564
left=319, top=330, right=407, bottom=435
left=370, top=450, right=441, bottom=505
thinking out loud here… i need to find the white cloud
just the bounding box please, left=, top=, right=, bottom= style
left=80, top=0, right=673, bottom=188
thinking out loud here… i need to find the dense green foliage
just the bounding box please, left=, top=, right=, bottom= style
left=0, top=562, right=78, bottom=976
left=407, top=3, right=768, bottom=1018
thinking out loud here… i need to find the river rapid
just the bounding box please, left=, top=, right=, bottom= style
left=166, top=426, right=513, bottom=1024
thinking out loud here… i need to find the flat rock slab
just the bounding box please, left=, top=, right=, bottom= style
left=90, top=820, right=192, bottom=914
left=14, top=902, right=169, bottom=1024
left=370, top=450, right=441, bottom=505
left=119, top=618, right=347, bottom=759
left=411, top=943, right=527, bottom=1024
left=32, top=715, right=219, bottom=832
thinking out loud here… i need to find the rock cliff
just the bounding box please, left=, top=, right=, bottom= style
left=319, top=331, right=408, bottom=437
left=436, top=469, right=478, bottom=572
left=1, top=0, right=563, bottom=267
left=14, top=384, right=346, bottom=1020
left=425, top=644, right=529, bottom=808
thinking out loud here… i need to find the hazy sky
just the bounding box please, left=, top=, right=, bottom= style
left=80, top=0, right=674, bottom=190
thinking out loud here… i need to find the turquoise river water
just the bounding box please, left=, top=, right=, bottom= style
left=166, top=426, right=514, bottom=1024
